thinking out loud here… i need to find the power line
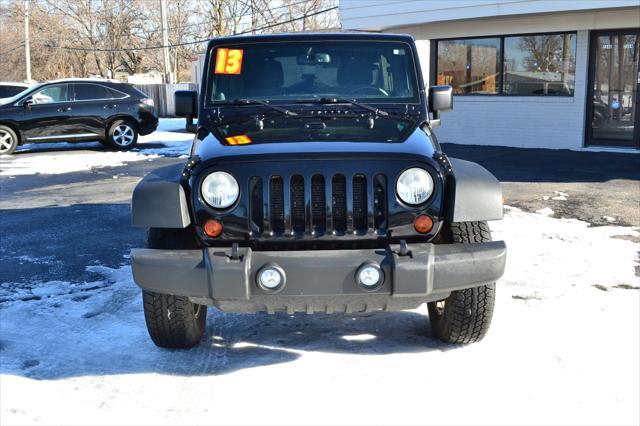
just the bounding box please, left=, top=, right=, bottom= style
left=46, top=5, right=338, bottom=52
left=0, top=42, right=26, bottom=56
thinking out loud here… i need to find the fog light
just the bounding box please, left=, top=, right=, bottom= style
left=257, top=265, right=285, bottom=291
left=203, top=219, right=223, bottom=237
left=356, top=263, right=384, bottom=290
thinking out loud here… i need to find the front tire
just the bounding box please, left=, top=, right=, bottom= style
left=0, top=125, right=19, bottom=155
left=142, top=228, right=207, bottom=349
left=428, top=221, right=496, bottom=344
left=106, top=119, right=138, bottom=150
left=143, top=290, right=207, bottom=349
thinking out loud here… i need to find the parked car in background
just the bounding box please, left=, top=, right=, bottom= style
left=0, top=78, right=158, bottom=155
left=0, top=82, right=32, bottom=100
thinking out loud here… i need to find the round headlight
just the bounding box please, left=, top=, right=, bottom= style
left=396, top=168, right=434, bottom=205
left=201, top=171, right=239, bottom=209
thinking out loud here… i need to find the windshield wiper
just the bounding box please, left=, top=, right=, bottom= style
left=296, top=97, right=397, bottom=117
left=231, top=98, right=298, bottom=116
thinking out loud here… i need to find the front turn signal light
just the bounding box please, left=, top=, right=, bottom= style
left=414, top=215, right=433, bottom=234
left=203, top=219, right=223, bottom=237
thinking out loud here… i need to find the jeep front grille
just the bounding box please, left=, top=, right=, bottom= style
left=249, top=173, right=388, bottom=237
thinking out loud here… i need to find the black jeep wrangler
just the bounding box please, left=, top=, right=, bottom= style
left=130, top=33, right=506, bottom=349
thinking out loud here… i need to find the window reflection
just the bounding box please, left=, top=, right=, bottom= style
left=504, top=34, right=576, bottom=95
left=436, top=38, right=501, bottom=94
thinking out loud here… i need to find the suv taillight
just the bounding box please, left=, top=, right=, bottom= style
left=141, top=98, right=154, bottom=107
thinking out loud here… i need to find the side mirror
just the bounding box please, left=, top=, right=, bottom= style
left=428, top=85, right=453, bottom=128
left=174, top=90, right=197, bottom=117
left=22, top=96, right=34, bottom=108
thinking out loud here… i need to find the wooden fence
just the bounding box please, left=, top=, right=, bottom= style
left=132, top=83, right=198, bottom=117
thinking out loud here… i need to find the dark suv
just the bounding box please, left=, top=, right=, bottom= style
left=0, top=79, right=158, bottom=155
left=130, top=33, right=506, bottom=349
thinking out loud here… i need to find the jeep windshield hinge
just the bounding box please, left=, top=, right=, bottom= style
left=181, top=155, right=200, bottom=179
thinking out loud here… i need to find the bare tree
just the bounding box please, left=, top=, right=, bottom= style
left=0, top=0, right=339, bottom=82
left=518, top=35, right=564, bottom=72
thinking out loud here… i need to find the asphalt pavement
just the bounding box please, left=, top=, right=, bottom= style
left=0, top=154, right=182, bottom=285
left=443, top=144, right=640, bottom=227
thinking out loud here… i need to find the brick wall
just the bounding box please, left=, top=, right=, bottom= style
left=433, top=30, right=589, bottom=150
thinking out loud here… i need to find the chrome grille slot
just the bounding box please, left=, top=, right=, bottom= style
left=311, top=174, right=326, bottom=234
left=352, top=174, right=367, bottom=232
left=331, top=174, right=347, bottom=234
left=269, top=176, right=285, bottom=233
left=290, top=175, right=305, bottom=233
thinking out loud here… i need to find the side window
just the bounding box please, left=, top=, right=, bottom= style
left=73, top=84, right=113, bottom=101
left=32, top=84, right=70, bottom=104
left=107, top=87, right=128, bottom=99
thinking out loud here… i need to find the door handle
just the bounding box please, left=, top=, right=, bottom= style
left=57, top=106, right=72, bottom=112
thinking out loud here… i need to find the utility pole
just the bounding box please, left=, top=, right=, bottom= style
left=159, top=0, right=172, bottom=84
left=24, top=0, right=31, bottom=82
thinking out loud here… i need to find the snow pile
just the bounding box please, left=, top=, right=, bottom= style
left=0, top=118, right=192, bottom=176
left=1, top=209, right=638, bottom=425
left=543, top=191, right=569, bottom=201
left=0, top=151, right=161, bottom=176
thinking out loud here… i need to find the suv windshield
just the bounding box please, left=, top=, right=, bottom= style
left=207, top=40, right=419, bottom=105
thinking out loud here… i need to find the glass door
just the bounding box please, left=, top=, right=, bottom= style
left=586, top=29, right=640, bottom=148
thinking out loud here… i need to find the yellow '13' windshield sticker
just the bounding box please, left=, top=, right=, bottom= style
left=225, top=134, right=252, bottom=145
left=214, top=48, right=244, bottom=75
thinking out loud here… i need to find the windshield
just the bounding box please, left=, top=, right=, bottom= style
left=0, top=85, right=28, bottom=98
left=0, top=83, right=43, bottom=105
left=207, top=40, right=420, bottom=105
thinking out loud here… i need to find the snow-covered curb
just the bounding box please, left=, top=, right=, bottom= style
left=1, top=208, right=638, bottom=425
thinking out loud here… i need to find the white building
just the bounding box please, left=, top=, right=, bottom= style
left=340, top=0, right=640, bottom=151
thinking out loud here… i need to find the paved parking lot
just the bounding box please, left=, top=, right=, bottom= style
left=443, top=143, right=640, bottom=227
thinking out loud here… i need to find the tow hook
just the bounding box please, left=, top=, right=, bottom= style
left=397, top=240, right=411, bottom=257
left=229, top=242, right=240, bottom=261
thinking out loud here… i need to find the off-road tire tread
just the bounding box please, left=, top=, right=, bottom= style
left=428, top=221, right=496, bottom=344
left=142, top=290, right=206, bottom=349
left=142, top=227, right=206, bottom=349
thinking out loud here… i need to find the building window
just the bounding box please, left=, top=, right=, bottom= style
left=436, top=38, right=501, bottom=94
left=435, top=32, right=577, bottom=96
left=504, top=34, right=576, bottom=95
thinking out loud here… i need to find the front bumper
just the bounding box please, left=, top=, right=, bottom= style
left=131, top=241, right=506, bottom=313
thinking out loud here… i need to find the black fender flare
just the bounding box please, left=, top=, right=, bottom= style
left=131, top=164, right=191, bottom=228
left=446, top=158, right=503, bottom=223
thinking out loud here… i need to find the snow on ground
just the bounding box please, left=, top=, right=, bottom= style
left=0, top=118, right=192, bottom=176
left=1, top=208, right=638, bottom=425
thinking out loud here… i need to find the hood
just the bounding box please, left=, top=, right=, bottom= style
left=193, top=120, right=438, bottom=164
